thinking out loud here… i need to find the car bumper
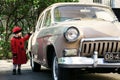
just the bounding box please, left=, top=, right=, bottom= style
left=58, top=53, right=120, bottom=68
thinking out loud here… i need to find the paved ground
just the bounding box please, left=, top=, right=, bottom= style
left=0, top=60, right=52, bottom=80
left=0, top=59, right=29, bottom=72
left=0, top=60, right=120, bottom=80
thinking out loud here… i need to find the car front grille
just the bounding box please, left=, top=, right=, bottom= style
left=80, top=38, right=120, bottom=57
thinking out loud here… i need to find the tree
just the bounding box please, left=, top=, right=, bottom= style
left=0, top=0, right=78, bottom=59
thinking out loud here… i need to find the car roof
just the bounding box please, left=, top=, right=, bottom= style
left=48, top=2, right=111, bottom=9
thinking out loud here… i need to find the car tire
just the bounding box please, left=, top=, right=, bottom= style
left=30, top=54, right=41, bottom=72
left=52, top=55, right=70, bottom=80
left=118, top=68, right=120, bottom=74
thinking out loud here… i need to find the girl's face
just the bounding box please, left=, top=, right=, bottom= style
left=16, top=32, right=22, bottom=37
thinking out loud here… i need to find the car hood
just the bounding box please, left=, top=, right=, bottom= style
left=57, top=20, right=120, bottom=38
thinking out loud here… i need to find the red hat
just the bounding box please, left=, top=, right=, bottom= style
left=12, top=26, right=22, bottom=34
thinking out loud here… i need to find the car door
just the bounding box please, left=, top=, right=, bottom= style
left=37, top=9, right=51, bottom=64
left=37, top=9, right=52, bottom=65
left=30, top=13, right=44, bottom=62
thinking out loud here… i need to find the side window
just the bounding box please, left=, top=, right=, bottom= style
left=43, top=10, right=51, bottom=27
left=36, top=14, right=44, bottom=31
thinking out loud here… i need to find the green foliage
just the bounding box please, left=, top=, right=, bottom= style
left=0, top=40, right=11, bottom=59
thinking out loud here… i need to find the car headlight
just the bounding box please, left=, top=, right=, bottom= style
left=64, top=27, right=80, bottom=42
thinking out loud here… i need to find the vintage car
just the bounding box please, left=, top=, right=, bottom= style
left=27, top=2, right=120, bottom=80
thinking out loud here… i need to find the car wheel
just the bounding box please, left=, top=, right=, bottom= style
left=53, top=56, right=59, bottom=80
left=31, top=54, right=41, bottom=72
left=52, top=56, right=69, bottom=80
left=118, top=68, right=120, bottom=74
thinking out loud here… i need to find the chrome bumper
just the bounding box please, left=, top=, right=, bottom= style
left=58, top=52, right=120, bottom=68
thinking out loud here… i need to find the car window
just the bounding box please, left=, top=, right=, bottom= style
left=43, top=10, right=51, bottom=27
left=36, top=14, right=44, bottom=31
left=54, top=5, right=117, bottom=22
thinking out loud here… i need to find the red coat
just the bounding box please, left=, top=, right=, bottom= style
left=11, top=34, right=31, bottom=64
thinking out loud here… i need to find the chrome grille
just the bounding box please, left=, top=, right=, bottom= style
left=80, top=38, right=120, bottom=57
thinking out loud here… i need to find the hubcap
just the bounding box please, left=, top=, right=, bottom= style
left=53, top=57, right=58, bottom=80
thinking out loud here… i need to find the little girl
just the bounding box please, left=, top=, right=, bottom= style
left=10, top=26, right=31, bottom=75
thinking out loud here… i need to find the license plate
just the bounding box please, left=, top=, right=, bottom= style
left=104, top=52, right=120, bottom=62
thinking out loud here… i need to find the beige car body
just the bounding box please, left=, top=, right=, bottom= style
left=27, top=2, right=120, bottom=80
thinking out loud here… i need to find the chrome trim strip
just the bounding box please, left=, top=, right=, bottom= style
left=81, top=37, right=120, bottom=42
left=59, top=64, right=120, bottom=68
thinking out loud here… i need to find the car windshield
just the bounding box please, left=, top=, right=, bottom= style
left=54, top=5, right=117, bottom=22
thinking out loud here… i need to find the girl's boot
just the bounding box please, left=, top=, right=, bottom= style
left=12, top=69, right=16, bottom=75
left=18, top=69, right=21, bottom=75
